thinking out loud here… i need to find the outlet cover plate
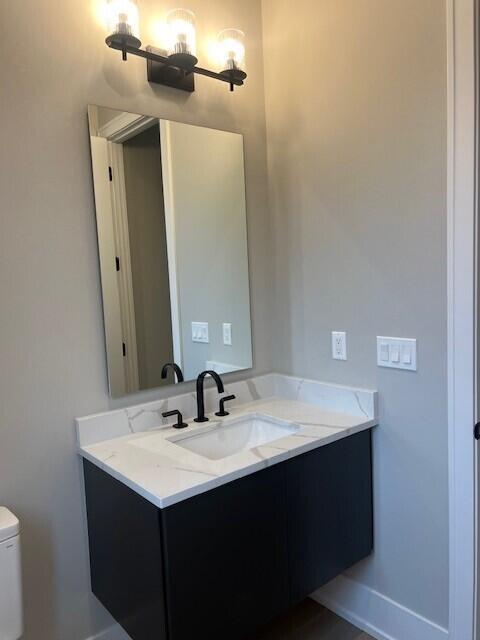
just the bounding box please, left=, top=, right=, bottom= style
left=332, top=331, right=347, bottom=361
left=223, top=323, right=232, bottom=346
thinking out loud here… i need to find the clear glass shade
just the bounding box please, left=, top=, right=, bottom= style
left=167, top=9, right=196, bottom=57
left=218, top=29, right=245, bottom=73
left=106, top=0, right=140, bottom=40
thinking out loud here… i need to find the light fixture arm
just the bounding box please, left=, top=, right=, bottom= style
left=106, top=39, right=246, bottom=92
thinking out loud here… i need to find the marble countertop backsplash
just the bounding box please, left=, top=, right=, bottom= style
left=76, top=373, right=378, bottom=508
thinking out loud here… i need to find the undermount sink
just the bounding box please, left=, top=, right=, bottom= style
left=167, top=413, right=300, bottom=460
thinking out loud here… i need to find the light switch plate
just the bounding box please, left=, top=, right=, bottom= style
left=223, top=323, right=232, bottom=346
left=192, top=322, right=209, bottom=344
left=377, top=336, right=417, bottom=371
left=332, top=331, right=347, bottom=360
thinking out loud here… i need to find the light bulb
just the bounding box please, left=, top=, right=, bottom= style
left=105, top=0, right=141, bottom=50
left=167, top=9, right=197, bottom=60
left=218, top=29, right=246, bottom=76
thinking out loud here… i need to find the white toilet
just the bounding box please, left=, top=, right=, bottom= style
left=0, top=508, right=23, bottom=640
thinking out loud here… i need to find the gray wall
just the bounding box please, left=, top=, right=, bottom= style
left=262, top=0, right=448, bottom=628
left=0, top=0, right=450, bottom=636
left=0, top=1, right=271, bottom=638
left=163, top=121, right=252, bottom=380
left=123, top=126, right=174, bottom=390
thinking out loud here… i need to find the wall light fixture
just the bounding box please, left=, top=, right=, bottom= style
left=105, top=2, right=247, bottom=92
left=218, top=29, right=246, bottom=85
left=105, top=0, right=141, bottom=60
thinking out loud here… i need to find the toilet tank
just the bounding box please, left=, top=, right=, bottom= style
left=0, top=508, right=23, bottom=640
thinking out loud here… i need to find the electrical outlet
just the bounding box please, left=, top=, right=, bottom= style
left=332, top=331, right=347, bottom=361
left=223, top=323, right=232, bottom=346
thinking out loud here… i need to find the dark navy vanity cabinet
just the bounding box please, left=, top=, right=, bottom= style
left=83, top=429, right=373, bottom=640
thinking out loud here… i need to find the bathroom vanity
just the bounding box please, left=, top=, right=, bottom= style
left=83, top=105, right=378, bottom=640
left=78, top=374, right=377, bottom=640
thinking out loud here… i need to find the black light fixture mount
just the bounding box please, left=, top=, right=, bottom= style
left=104, top=2, right=247, bottom=93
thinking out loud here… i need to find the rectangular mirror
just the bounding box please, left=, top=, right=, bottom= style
left=88, top=105, right=253, bottom=397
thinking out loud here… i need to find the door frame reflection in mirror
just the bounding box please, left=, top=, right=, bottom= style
left=88, top=105, right=253, bottom=397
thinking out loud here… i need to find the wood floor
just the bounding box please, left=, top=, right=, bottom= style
left=253, top=599, right=373, bottom=640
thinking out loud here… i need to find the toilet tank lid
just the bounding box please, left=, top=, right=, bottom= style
left=0, top=508, right=20, bottom=542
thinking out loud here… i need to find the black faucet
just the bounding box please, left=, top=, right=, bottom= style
left=194, top=370, right=224, bottom=423
left=161, top=362, right=184, bottom=383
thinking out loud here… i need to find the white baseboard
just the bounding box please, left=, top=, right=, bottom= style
left=88, top=576, right=450, bottom=640
left=86, top=623, right=130, bottom=640
left=311, top=575, right=449, bottom=640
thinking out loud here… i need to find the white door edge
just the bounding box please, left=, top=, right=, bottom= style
left=447, top=1, right=477, bottom=638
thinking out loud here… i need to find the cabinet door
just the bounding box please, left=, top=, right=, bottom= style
left=286, top=430, right=373, bottom=604
left=83, top=460, right=168, bottom=640
left=161, top=463, right=289, bottom=640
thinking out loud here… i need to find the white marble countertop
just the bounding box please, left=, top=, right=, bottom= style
left=78, top=395, right=377, bottom=509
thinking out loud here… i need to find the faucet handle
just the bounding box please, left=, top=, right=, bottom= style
left=162, top=409, right=188, bottom=429
left=215, top=395, right=236, bottom=417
